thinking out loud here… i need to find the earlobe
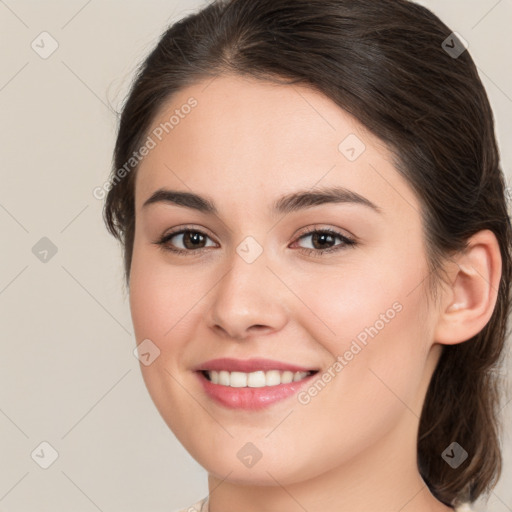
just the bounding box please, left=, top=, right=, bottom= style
left=433, top=229, right=502, bottom=345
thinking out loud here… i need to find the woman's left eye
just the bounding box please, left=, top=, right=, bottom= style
left=153, top=227, right=356, bottom=257
left=292, top=228, right=357, bottom=256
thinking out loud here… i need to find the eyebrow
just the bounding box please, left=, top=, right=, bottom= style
left=142, top=186, right=382, bottom=215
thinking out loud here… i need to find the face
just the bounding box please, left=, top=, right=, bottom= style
left=129, top=74, right=443, bottom=485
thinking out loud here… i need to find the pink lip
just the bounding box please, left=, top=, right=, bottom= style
left=193, top=357, right=317, bottom=373
left=195, top=371, right=317, bottom=410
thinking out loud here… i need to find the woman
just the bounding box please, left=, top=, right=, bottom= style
left=102, top=0, right=512, bottom=510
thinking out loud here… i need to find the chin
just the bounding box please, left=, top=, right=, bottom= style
left=190, top=440, right=325, bottom=487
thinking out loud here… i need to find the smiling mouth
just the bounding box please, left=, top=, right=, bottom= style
left=200, top=369, right=318, bottom=388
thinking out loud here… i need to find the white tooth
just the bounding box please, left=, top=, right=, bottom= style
left=247, top=371, right=267, bottom=388
left=293, top=371, right=308, bottom=382
left=265, top=370, right=282, bottom=386
left=210, top=369, right=311, bottom=387
left=281, top=370, right=294, bottom=384
left=230, top=371, right=247, bottom=387
left=218, top=370, right=230, bottom=386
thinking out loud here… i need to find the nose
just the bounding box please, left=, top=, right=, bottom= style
left=205, top=248, right=290, bottom=341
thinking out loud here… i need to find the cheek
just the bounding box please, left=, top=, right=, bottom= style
left=128, top=249, right=205, bottom=437
left=129, top=269, right=168, bottom=344
left=289, top=260, right=409, bottom=346
left=128, top=244, right=201, bottom=344
left=294, top=256, right=431, bottom=406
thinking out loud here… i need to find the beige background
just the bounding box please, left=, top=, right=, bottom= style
left=0, top=1, right=511, bottom=511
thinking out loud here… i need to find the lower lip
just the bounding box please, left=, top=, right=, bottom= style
left=196, top=371, right=317, bottom=410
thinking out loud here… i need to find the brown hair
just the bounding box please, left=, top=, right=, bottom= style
left=103, top=0, right=512, bottom=507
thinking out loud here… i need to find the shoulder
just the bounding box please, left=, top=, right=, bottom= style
left=454, top=503, right=475, bottom=512
left=172, top=496, right=208, bottom=512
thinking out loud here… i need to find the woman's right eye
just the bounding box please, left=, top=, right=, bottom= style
left=153, top=229, right=217, bottom=255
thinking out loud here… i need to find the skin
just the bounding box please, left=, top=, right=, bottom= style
left=128, top=74, right=501, bottom=512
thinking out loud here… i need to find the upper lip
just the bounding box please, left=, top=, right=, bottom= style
left=193, top=358, right=318, bottom=373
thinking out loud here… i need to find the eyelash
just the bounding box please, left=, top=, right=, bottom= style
left=153, top=225, right=357, bottom=258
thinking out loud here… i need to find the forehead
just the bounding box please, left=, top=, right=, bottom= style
left=134, top=74, right=420, bottom=220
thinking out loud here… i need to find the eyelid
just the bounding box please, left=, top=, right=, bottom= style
left=161, top=224, right=218, bottom=242
left=293, top=223, right=356, bottom=241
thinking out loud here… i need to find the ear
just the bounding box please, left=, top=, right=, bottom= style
left=433, top=229, right=502, bottom=345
